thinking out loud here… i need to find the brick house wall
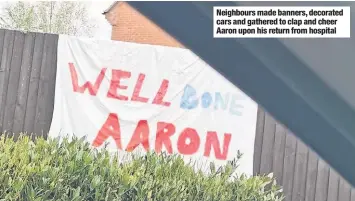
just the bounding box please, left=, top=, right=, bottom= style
left=104, top=2, right=183, bottom=48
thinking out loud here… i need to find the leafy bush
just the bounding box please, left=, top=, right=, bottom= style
left=0, top=134, right=284, bottom=201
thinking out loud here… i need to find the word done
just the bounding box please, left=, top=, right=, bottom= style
left=180, top=85, right=243, bottom=116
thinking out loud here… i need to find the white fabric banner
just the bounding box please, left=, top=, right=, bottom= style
left=49, top=35, right=258, bottom=175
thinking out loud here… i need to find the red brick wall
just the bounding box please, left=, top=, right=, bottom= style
left=105, top=2, right=183, bottom=48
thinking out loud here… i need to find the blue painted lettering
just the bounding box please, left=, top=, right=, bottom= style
left=214, top=92, right=229, bottom=110
left=180, top=85, right=199, bottom=109
left=229, top=95, right=243, bottom=116
left=180, top=84, right=243, bottom=116
left=201, top=92, right=212, bottom=108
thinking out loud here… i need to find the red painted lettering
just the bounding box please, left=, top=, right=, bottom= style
left=152, top=79, right=171, bottom=107
left=204, top=132, right=231, bottom=160
left=131, top=73, right=149, bottom=103
left=68, top=63, right=106, bottom=96
left=177, top=128, right=200, bottom=155
left=126, top=120, right=150, bottom=152
left=92, top=113, right=122, bottom=149
left=107, top=69, right=131, bottom=101
left=92, top=113, right=231, bottom=161
left=155, top=122, right=175, bottom=154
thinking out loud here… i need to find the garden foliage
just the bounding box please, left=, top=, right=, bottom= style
left=0, top=135, right=284, bottom=201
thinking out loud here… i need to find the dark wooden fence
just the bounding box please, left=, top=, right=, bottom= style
left=254, top=107, right=355, bottom=201
left=0, top=29, right=58, bottom=137
left=0, top=28, right=354, bottom=200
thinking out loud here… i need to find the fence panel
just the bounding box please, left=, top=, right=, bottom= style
left=254, top=107, right=354, bottom=201
left=0, top=29, right=58, bottom=137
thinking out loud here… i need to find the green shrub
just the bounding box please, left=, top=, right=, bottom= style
left=0, top=134, right=284, bottom=201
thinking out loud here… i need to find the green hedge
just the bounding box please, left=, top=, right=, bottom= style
left=0, top=135, right=284, bottom=201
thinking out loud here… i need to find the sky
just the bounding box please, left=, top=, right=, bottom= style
left=86, top=1, right=114, bottom=40
left=0, top=1, right=115, bottom=40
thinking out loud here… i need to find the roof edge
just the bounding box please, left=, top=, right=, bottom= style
left=102, top=1, right=119, bottom=15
